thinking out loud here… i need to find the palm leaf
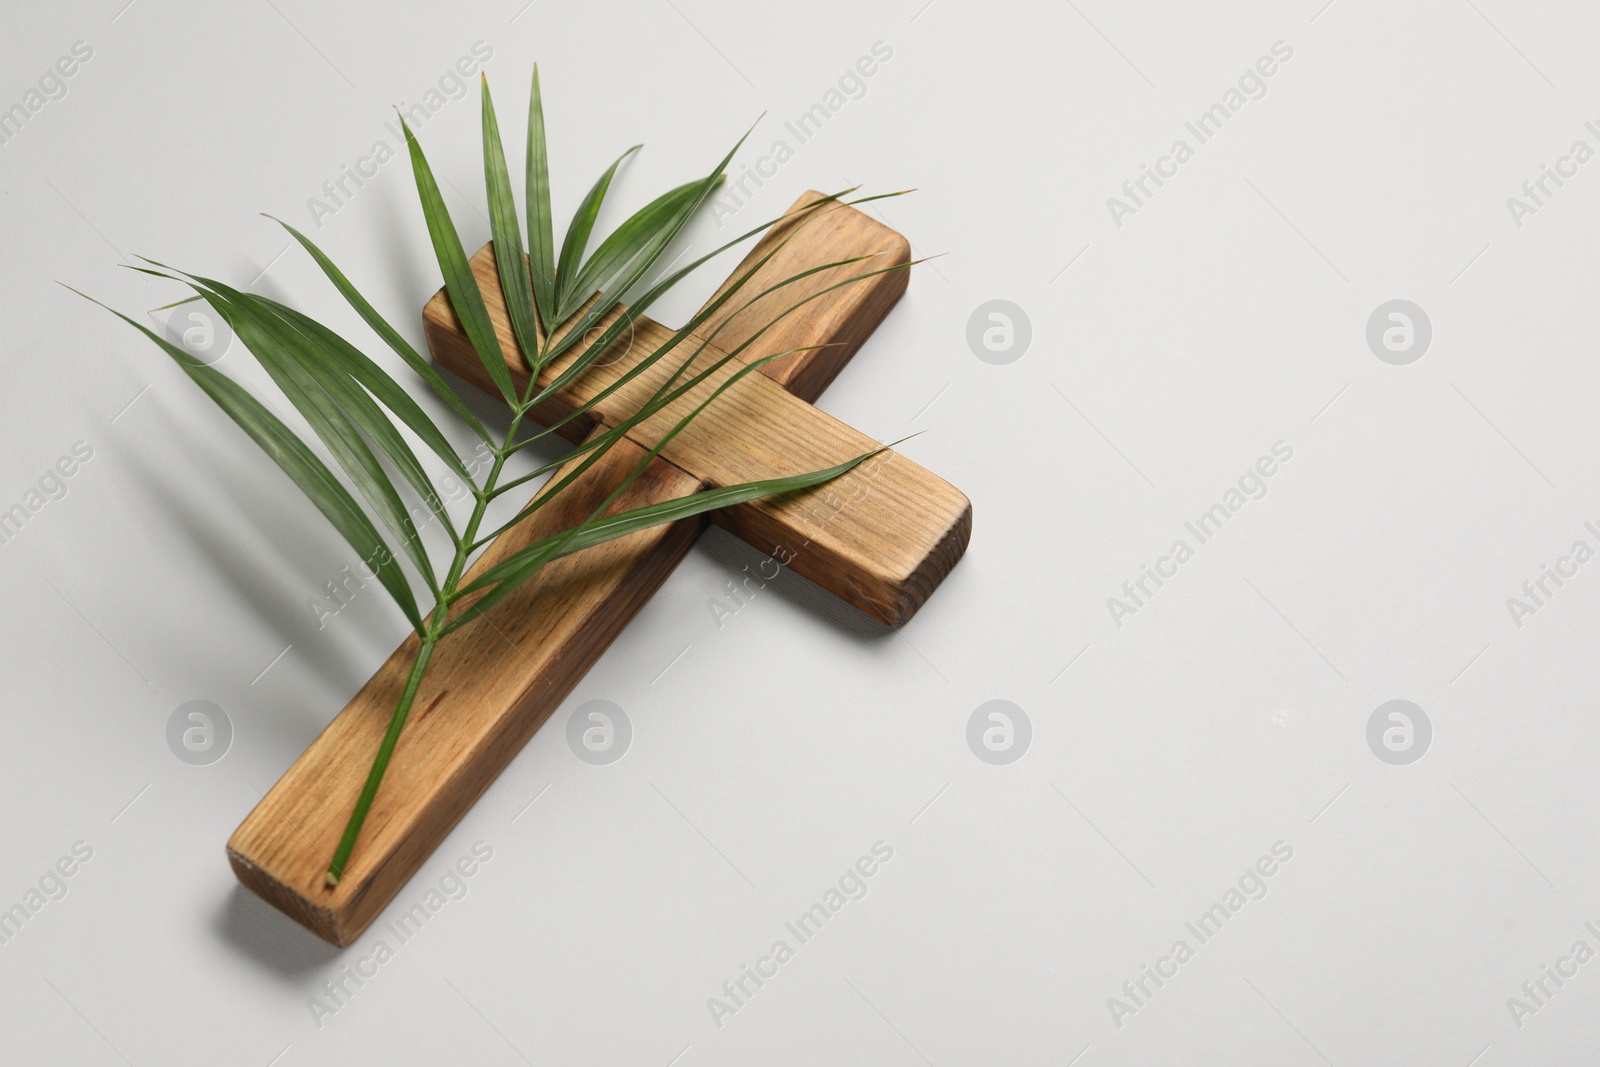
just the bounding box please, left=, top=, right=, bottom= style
left=554, top=144, right=639, bottom=315
left=164, top=271, right=441, bottom=594
left=479, top=252, right=918, bottom=551
left=545, top=126, right=749, bottom=362
left=86, top=72, right=917, bottom=891
left=247, top=295, right=463, bottom=547
left=267, top=215, right=493, bottom=447
left=480, top=75, right=542, bottom=369
left=448, top=443, right=885, bottom=632
left=516, top=224, right=898, bottom=469
left=521, top=189, right=862, bottom=418
left=400, top=115, right=518, bottom=406
left=75, top=289, right=425, bottom=632
left=553, top=180, right=698, bottom=324
left=255, top=295, right=473, bottom=491
left=525, top=65, right=557, bottom=324
left=477, top=339, right=829, bottom=555
left=489, top=257, right=907, bottom=532
left=459, top=343, right=842, bottom=625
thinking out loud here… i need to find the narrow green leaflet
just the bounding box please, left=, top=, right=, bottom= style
left=400, top=115, right=517, bottom=405
left=480, top=76, right=542, bottom=368
left=519, top=240, right=898, bottom=465
left=553, top=144, right=639, bottom=315
left=446, top=447, right=883, bottom=633
left=75, top=290, right=424, bottom=632
left=177, top=275, right=440, bottom=594
left=247, top=295, right=463, bottom=547
left=546, top=127, right=749, bottom=361
left=477, top=337, right=827, bottom=548
left=525, top=65, right=556, bottom=323
left=255, top=295, right=473, bottom=488
left=457, top=344, right=839, bottom=625
left=553, top=180, right=700, bottom=325
left=523, top=189, right=862, bottom=415
left=267, top=215, right=492, bottom=446
left=482, top=253, right=920, bottom=547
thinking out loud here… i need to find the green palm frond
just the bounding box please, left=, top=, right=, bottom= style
left=81, top=70, right=911, bottom=887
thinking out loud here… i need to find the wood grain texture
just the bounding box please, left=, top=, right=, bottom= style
left=228, top=435, right=699, bottom=946
left=423, top=193, right=971, bottom=624
left=689, top=193, right=916, bottom=404
left=228, top=192, right=970, bottom=946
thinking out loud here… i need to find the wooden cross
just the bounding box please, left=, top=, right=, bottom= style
left=227, top=192, right=971, bottom=946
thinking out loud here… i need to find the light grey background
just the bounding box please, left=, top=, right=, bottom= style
left=1, top=0, right=1594, bottom=1063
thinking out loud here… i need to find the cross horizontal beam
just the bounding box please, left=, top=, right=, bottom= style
left=423, top=194, right=970, bottom=625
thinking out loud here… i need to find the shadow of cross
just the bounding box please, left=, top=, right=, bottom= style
left=227, top=192, right=972, bottom=947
